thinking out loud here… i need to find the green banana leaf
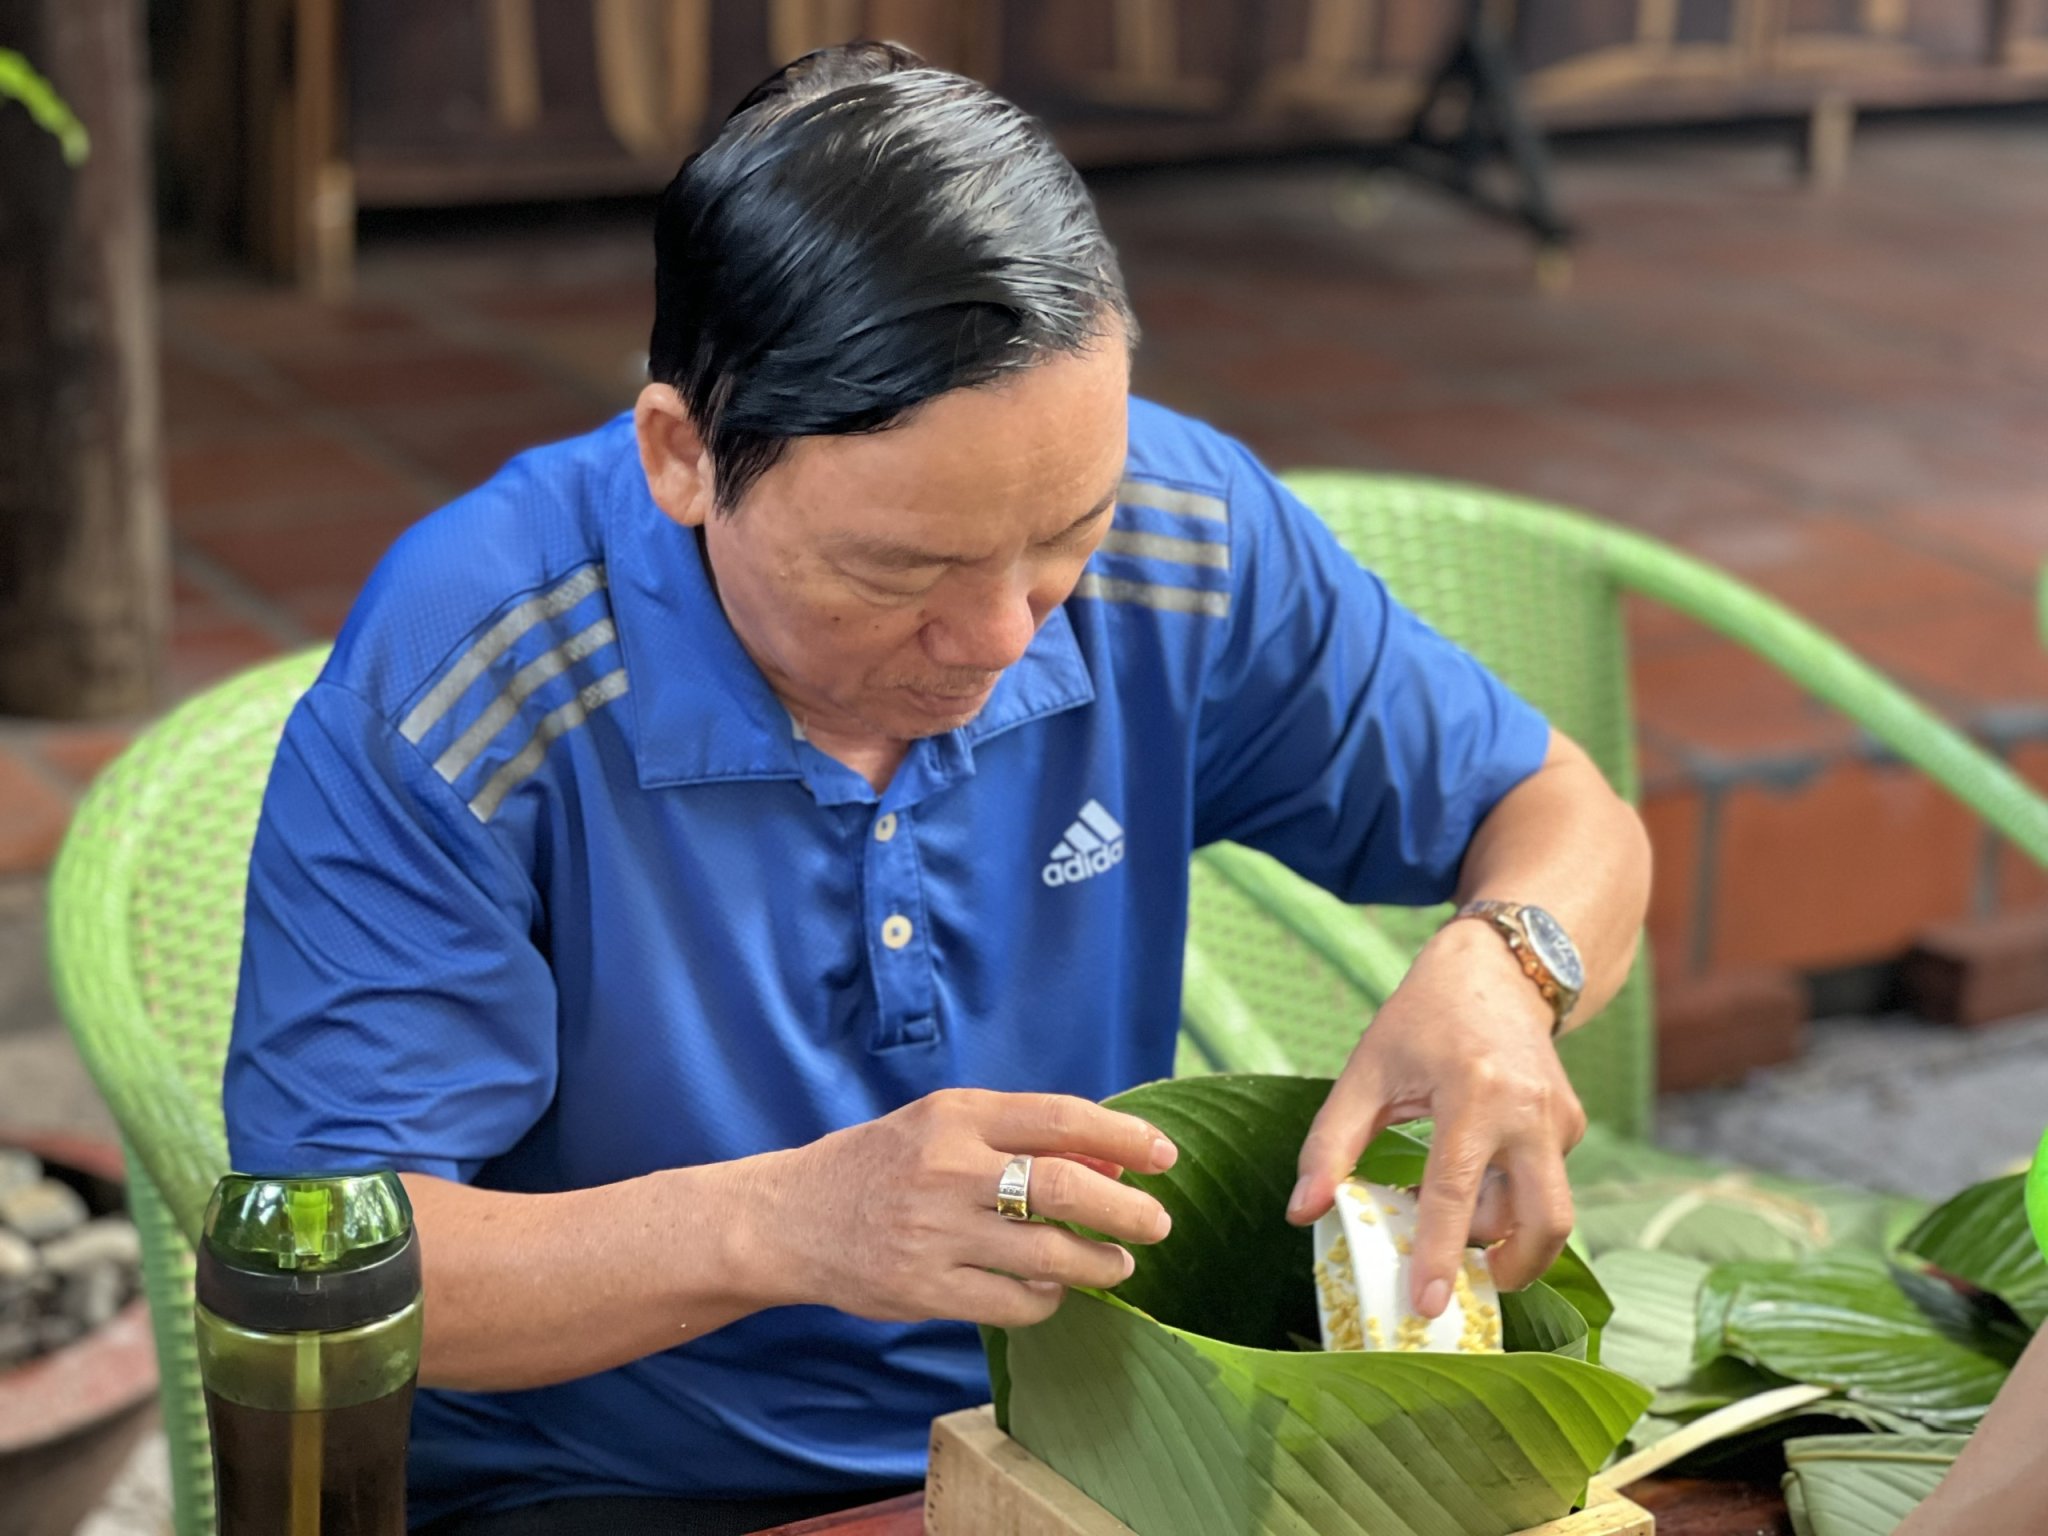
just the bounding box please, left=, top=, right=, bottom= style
left=991, top=1075, right=1651, bottom=1536
left=1009, top=1291, right=1652, bottom=1536
left=1901, top=1173, right=2048, bottom=1328
left=1499, top=1281, right=1590, bottom=1360
left=1594, top=1249, right=1708, bottom=1392
left=1567, top=1127, right=1921, bottom=1263
left=1630, top=1391, right=1929, bottom=1467
left=1534, top=1243, right=1610, bottom=1365
left=1648, top=1357, right=1783, bottom=1419
left=1697, top=1252, right=2022, bottom=1432
left=1780, top=1434, right=1966, bottom=1536
left=1601, top=1168, right=2048, bottom=1471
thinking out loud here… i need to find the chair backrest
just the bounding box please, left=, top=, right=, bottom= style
left=1186, top=469, right=2048, bottom=1138
left=1185, top=474, right=1655, bottom=1136
left=49, top=648, right=329, bottom=1536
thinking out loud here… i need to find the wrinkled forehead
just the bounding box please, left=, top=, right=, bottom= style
left=752, top=343, right=1131, bottom=548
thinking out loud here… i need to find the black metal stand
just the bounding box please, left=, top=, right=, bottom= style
left=1379, top=0, right=1574, bottom=256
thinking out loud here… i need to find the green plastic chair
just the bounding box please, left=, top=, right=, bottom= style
left=49, top=648, right=328, bottom=1536
left=2029, top=1127, right=2048, bottom=1263
left=1178, top=474, right=2048, bottom=1137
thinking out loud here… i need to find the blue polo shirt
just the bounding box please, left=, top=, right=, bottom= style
left=224, top=398, right=1548, bottom=1525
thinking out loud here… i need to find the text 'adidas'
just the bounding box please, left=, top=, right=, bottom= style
left=1043, top=799, right=1126, bottom=887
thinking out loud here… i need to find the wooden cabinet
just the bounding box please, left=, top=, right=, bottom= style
left=340, top=0, right=996, bottom=204
left=160, top=0, right=2048, bottom=289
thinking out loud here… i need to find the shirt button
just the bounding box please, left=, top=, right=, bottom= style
left=881, top=914, right=913, bottom=950
left=873, top=812, right=898, bottom=843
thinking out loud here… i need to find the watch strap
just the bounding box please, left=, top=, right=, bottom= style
left=1453, top=899, right=1576, bottom=1036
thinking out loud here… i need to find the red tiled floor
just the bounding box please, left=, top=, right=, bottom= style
left=470, top=278, right=651, bottom=327
left=1343, top=398, right=1643, bottom=491
left=1350, top=299, right=1698, bottom=394
left=1837, top=595, right=2048, bottom=714
left=274, top=347, right=559, bottom=412
left=1756, top=332, right=2000, bottom=413
left=32, top=727, right=135, bottom=789
left=1203, top=336, right=1417, bottom=404
left=0, top=749, right=74, bottom=875
left=357, top=392, right=610, bottom=491
left=1668, top=516, right=2021, bottom=628
left=280, top=587, right=365, bottom=641
left=161, top=356, right=290, bottom=441
left=1127, top=274, right=1266, bottom=337
left=165, top=611, right=287, bottom=695
left=509, top=322, right=648, bottom=404
left=1561, top=376, right=1984, bottom=508
left=1632, top=640, right=1865, bottom=762
left=1882, top=493, right=2048, bottom=584
left=168, top=431, right=418, bottom=519
left=164, top=288, right=422, bottom=352
left=182, top=506, right=423, bottom=597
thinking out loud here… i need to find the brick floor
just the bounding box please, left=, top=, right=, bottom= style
left=5, top=112, right=2048, bottom=1003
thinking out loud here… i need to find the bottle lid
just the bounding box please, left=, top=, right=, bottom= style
left=197, top=1171, right=420, bottom=1334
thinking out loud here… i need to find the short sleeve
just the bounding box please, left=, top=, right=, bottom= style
left=1192, top=450, right=1551, bottom=907
left=224, top=680, right=559, bottom=1183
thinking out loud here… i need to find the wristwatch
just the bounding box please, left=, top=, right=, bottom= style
left=1454, top=900, right=1585, bottom=1036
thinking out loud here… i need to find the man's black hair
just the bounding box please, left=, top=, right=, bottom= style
left=648, top=41, right=1135, bottom=512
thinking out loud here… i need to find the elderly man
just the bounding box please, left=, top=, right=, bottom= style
left=225, top=41, right=1650, bottom=1536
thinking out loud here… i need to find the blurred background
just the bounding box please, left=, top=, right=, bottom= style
left=5, top=2, right=2048, bottom=1530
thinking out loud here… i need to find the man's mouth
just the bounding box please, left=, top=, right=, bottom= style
left=900, top=681, right=996, bottom=712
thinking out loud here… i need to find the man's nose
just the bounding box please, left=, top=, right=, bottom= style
left=924, top=580, right=1039, bottom=673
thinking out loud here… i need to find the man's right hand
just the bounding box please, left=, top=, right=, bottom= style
left=751, top=1089, right=1179, bottom=1328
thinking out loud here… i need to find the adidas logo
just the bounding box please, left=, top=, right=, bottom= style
left=1042, top=799, right=1126, bottom=887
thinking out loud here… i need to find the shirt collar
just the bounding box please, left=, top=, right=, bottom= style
left=604, top=441, right=1095, bottom=793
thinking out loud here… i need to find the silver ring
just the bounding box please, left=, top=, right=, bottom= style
left=996, top=1154, right=1033, bottom=1221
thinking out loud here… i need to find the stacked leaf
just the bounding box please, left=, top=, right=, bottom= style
left=987, top=1075, right=1651, bottom=1536
left=1780, top=1435, right=1969, bottom=1536
left=1567, top=1125, right=1924, bottom=1264
left=1578, top=1140, right=2048, bottom=1535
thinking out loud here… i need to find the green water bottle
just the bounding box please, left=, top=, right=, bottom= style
left=195, top=1172, right=423, bottom=1536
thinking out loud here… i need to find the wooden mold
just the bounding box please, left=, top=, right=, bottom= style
left=925, top=1406, right=1653, bottom=1536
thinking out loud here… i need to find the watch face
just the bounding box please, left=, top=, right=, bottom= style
left=1522, top=907, right=1585, bottom=993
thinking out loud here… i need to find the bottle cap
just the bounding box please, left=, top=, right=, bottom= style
left=197, top=1171, right=420, bottom=1334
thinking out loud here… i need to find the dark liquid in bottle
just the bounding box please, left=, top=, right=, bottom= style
left=205, top=1383, right=414, bottom=1536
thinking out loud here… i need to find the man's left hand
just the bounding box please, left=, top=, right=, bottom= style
left=1284, top=917, right=1588, bottom=1318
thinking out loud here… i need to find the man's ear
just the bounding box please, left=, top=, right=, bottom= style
left=634, top=383, right=716, bottom=529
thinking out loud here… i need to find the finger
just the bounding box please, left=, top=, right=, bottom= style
left=980, top=1219, right=1135, bottom=1292
left=1485, top=1148, right=1575, bottom=1294
left=940, top=1268, right=1067, bottom=1330
left=979, top=1092, right=1177, bottom=1174
left=1409, top=1117, right=1495, bottom=1318
left=1288, top=1058, right=1390, bottom=1226
left=1468, top=1167, right=1515, bottom=1248
left=1062, top=1154, right=1125, bottom=1181
left=1017, top=1155, right=1172, bottom=1247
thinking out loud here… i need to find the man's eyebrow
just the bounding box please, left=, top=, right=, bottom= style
left=829, top=480, right=1122, bottom=571
left=1042, top=483, right=1120, bottom=543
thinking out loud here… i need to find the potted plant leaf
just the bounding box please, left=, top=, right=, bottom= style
left=0, top=47, right=89, bottom=165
